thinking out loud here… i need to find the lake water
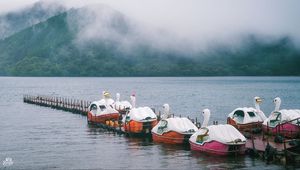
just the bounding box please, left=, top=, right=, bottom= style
left=0, top=77, right=299, bottom=169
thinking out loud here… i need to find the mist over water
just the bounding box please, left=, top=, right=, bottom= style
left=62, top=0, right=300, bottom=51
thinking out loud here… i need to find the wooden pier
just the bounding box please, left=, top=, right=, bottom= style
left=23, top=94, right=91, bottom=116
left=243, top=128, right=300, bottom=165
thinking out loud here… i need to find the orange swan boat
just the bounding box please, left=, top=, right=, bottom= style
left=87, top=91, right=119, bottom=124
left=152, top=104, right=198, bottom=144
left=122, top=94, right=157, bottom=135
left=227, top=97, right=266, bottom=132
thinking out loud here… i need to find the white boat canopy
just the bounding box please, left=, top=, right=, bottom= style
left=126, top=107, right=157, bottom=122
left=152, top=117, right=198, bottom=135
left=123, top=94, right=157, bottom=122
left=228, top=107, right=264, bottom=124
left=88, top=99, right=118, bottom=116
left=189, top=124, right=246, bottom=145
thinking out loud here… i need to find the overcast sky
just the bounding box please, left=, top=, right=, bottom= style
left=1, top=0, right=300, bottom=46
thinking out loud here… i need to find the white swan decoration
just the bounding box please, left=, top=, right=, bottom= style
left=130, top=94, right=136, bottom=109
left=114, top=93, right=132, bottom=111
left=102, top=91, right=115, bottom=106
left=160, top=103, right=170, bottom=120
left=274, top=97, right=281, bottom=112
left=254, top=96, right=267, bottom=120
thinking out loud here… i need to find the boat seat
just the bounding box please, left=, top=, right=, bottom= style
left=196, top=128, right=209, bottom=143
left=269, top=112, right=281, bottom=127
left=157, top=120, right=168, bottom=134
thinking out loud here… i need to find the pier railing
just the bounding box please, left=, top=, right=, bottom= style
left=23, top=94, right=91, bottom=115
left=265, top=117, right=300, bottom=138
left=278, top=117, right=300, bottom=138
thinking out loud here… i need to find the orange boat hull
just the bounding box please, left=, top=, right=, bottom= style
left=152, top=131, right=192, bottom=144
left=87, top=111, right=120, bottom=124
left=123, top=120, right=157, bottom=134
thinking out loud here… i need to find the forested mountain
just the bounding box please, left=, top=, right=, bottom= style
left=0, top=1, right=66, bottom=40
left=0, top=5, right=299, bottom=76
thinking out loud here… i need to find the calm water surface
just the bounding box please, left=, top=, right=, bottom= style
left=0, top=77, right=299, bottom=169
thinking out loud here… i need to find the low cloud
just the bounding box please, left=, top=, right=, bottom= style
left=64, top=0, right=300, bottom=54
left=0, top=0, right=65, bottom=39
left=2, top=0, right=300, bottom=52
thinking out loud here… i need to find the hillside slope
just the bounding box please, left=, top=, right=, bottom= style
left=0, top=6, right=299, bottom=76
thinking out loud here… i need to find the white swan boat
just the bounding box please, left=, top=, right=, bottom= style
left=87, top=91, right=119, bottom=124
left=263, top=97, right=300, bottom=138
left=122, top=94, right=157, bottom=134
left=190, top=109, right=246, bottom=155
left=227, top=97, right=266, bottom=132
left=151, top=104, right=198, bottom=144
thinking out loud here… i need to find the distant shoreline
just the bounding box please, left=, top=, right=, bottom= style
left=0, top=75, right=299, bottom=78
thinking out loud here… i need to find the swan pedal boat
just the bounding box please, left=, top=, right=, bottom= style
left=189, top=125, right=246, bottom=155
left=227, top=97, right=266, bottom=133
left=87, top=100, right=119, bottom=124
left=87, top=92, right=119, bottom=124
left=262, top=97, right=300, bottom=138
left=152, top=117, right=198, bottom=144
left=190, top=109, right=246, bottom=156
left=227, top=107, right=264, bottom=132
left=123, top=107, right=157, bottom=134
left=263, top=109, right=300, bottom=138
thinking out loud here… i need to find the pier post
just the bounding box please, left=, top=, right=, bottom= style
left=283, top=139, right=287, bottom=164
